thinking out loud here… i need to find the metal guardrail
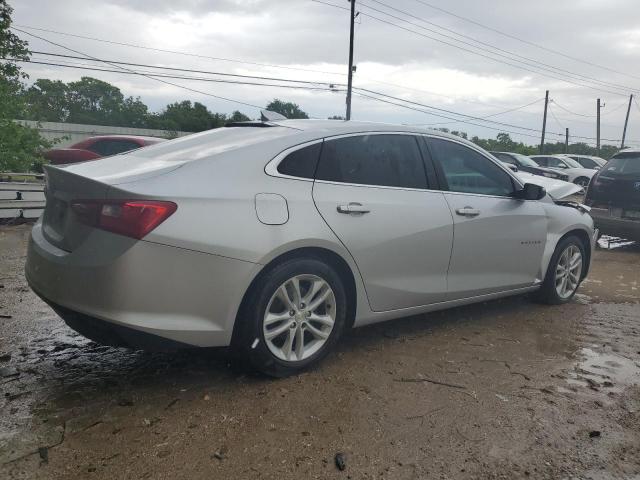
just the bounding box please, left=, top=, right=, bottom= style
left=0, top=173, right=46, bottom=220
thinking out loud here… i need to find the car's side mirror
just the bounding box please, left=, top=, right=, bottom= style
left=513, top=183, right=546, bottom=200
left=506, top=163, right=518, bottom=172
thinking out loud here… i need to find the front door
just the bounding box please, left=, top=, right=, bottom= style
left=312, top=133, right=454, bottom=312
left=427, top=137, right=547, bottom=299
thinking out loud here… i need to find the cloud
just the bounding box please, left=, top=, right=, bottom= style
left=11, top=0, right=640, bottom=145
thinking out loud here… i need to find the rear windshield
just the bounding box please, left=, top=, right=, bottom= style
left=131, top=126, right=296, bottom=162
left=603, top=154, right=640, bottom=175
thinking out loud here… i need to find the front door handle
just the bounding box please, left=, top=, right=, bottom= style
left=455, top=206, right=480, bottom=217
left=337, top=202, right=370, bottom=214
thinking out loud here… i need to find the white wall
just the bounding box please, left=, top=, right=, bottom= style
left=15, top=120, right=191, bottom=148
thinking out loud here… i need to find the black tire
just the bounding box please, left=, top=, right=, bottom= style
left=536, top=235, right=586, bottom=305
left=232, top=257, right=348, bottom=377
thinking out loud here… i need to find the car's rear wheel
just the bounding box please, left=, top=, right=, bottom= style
left=536, top=235, right=585, bottom=304
left=233, top=258, right=348, bottom=377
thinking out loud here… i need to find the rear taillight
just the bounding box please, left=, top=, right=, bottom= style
left=71, top=200, right=177, bottom=239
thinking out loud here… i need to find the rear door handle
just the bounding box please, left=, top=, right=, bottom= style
left=455, top=206, right=480, bottom=217
left=337, top=202, right=370, bottom=214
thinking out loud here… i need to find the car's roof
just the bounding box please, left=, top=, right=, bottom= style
left=82, top=135, right=166, bottom=143
left=263, top=119, right=477, bottom=144
left=616, top=147, right=640, bottom=154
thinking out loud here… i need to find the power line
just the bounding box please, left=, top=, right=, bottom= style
left=406, top=0, right=640, bottom=83
left=17, top=22, right=575, bottom=114
left=12, top=27, right=265, bottom=110
left=360, top=0, right=640, bottom=95
left=547, top=103, right=565, bottom=130
left=354, top=86, right=564, bottom=136
left=29, top=51, right=339, bottom=87
left=13, top=23, right=346, bottom=78
left=12, top=58, right=343, bottom=92
left=312, top=0, right=633, bottom=97
left=412, top=98, right=544, bottom=127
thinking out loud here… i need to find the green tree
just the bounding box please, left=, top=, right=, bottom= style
left=24, top=79, right=70, bottom=122
left=155, top=100, right=226, bottom=132
left=328, top=115, right=345, bottom=120
left=0, top=0, right=51, bottom=172
left=265, top=99, right=309, bottom=119
left=229, top=110, right=250, bottom=122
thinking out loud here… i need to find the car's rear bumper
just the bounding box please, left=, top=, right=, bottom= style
left=25, top=221, right=259, bottom=348
left=590, top=207, right=640, bottom=241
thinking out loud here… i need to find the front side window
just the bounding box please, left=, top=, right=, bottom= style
left=315, top=134, right=428, bottom=189
left=429, top=138, right=514, bottom=196
left=546, top=157, right=567, bottom=168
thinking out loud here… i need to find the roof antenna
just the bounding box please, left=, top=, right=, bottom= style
left=260, top=109, right=287, bottom=121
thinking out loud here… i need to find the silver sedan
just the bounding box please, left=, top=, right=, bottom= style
left=26, top=119, right=597, bottom=376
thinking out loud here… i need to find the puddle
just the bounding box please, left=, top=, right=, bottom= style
left=567, top=347, right=640, bottom=393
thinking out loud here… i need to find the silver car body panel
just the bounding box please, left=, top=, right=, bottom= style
left=26, top=120, right=595, bottom=347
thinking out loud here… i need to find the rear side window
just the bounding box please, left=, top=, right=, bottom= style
left=89, top=140, right=140, bottom=156
left=532, top=156, right=547, bottom=166
left=277, top=142, right=322, bottom=179
left=604, top=154, right=640, bottom=175
left=428, top=138, right=514, bottom=196
left=316, top=134, right=427, bottom=189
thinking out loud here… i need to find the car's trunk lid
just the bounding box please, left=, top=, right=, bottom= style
left=42, top=166, right=112, bottom=252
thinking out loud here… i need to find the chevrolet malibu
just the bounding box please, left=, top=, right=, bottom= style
left=26, top=119, right=597, bottom=376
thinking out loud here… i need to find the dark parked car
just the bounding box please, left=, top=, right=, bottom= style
left=585, top=149, right=640, bottom=240
left=567, top=155, right=607, bottom=170
left=44, top=135, right=166, bottom=165
left=490, top=151, right=570, bottom=181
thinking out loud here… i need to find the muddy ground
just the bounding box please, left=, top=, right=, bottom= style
left=1, top=224, right=639, bottom=480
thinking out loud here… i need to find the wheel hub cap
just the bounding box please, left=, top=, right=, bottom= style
left=555, top=245, right=582, bottom=299
left=263, top=274, right=336, bottom=362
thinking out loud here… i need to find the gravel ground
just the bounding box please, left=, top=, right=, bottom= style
left=1, top=224, right=639, bottom=480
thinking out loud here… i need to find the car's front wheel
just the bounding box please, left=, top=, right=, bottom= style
left=537, top=235, right=586, bottom=304
left=233, top=258, right=348, bottom=377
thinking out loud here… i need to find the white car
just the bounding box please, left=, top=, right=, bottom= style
left=514, top=171, right=583, bottom=199
left=529, top=155, right=596, bottom=188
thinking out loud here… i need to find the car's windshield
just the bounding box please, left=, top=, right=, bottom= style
left=603, top=154, right=640, bottom=175
left=513, top=154, right=539, bottom=167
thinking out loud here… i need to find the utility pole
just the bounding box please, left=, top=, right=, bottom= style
left=539, top=90, right=549, bottom=154
left=596, top=98, right=601, bottom=155
left=345, top=0, right=356, bottom=120
left=565, top=127, right=569, bottom=153
left=621, top=94, right=633, bottom=149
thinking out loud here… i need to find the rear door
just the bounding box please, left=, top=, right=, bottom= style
left=426, top=137, right=547, bottom=299
left=312, top=133, right=453, bottom=311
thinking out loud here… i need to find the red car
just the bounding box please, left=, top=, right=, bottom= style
left=44, top=135, right=166, bottom=165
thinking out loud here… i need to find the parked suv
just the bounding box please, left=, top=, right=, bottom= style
left=529, top=155, right=596, bottom=188
left=44, top=135, right=166, bottom=165
left=584, top=149, right=640, bottom=240
left=567, top=155, right=606, bottom=170
left=490, top=152, right=569, bottom=181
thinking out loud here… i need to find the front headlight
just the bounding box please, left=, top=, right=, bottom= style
left=542, top=172, right=555, bottom=178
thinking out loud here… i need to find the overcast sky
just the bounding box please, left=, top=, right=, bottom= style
left=11, top=0, right=640, bottom=146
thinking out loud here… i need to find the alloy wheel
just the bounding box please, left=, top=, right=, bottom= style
left=555, top=245, right=583, bottom=299
left=262, top=274, right=336, bottom=362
